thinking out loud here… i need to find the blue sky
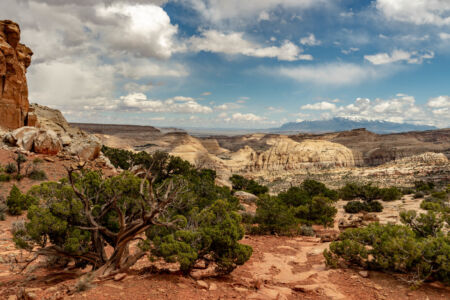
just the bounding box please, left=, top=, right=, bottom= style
left=1, top=0, right=449, bottom=128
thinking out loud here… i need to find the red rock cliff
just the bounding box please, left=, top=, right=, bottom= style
left=0, top=20, right=34, bottom=130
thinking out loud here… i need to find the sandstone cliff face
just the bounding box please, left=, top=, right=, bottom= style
left=231, top=136, right=355, bottom=172
left=0, top=20, right=33, bottom=130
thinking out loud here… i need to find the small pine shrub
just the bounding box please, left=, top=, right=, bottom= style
left=298, top=225, right=315, bottom=236
left=344, top=200, right=383, bottom=213
left=5, top=163, right=17, bottom=174
left=27, top=169, right=47, bottom=181
left=6, top=185, right=37, bottom=215
left=0, top=173, right=11, bottom=182
left=7, top=185, right=24, bottom=215
left=414, top=191, right=424, bottom=199
left=381, top=187, right=402, bottom=201
left=74, top=273, right=95, bottom=292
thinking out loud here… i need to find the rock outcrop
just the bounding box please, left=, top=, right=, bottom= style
left=0, top=20, right=33, bottom=130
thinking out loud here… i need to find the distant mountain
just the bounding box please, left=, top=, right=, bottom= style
left=275, top=118, right=437, bottom=134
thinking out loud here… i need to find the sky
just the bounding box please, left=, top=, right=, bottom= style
left=1, top=0, right=450, bottom=128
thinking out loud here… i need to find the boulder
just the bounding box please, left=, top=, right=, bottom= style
left=234, top=191, right=259, bottom=204
left=33, top=130, right=62, bottom=155
left=4, top=126, right=38, bottom=151
left=69, top=135, right=102, bottom=161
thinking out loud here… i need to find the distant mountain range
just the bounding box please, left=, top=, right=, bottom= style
left=275, top=118, right=437, bottom=134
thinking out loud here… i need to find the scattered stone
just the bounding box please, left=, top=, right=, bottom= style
left=233, top=286, right=248, bottom=292
left=114, top=273, right=127, bottom=281
left=44, top=157, right=55, bottom=162
left=292, top=285, right=315, bottom=293
left=208, top=283, right=218, bottom=291
left=358, top=270, right=369, bottom=278
left=196, top=280, right=209, bottom=289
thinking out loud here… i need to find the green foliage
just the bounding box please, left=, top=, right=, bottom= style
left=251, top=180, right=338, bottom=235
left=380, top=187, right=402, bottom=201
left=252, top=195, right=297, bottom=235
left=0, top=173, right=11, bottom=182
left=7, top=185, right=25, bottom=215
left=414, top=180, right=435, bottom=192
left=301, top=179, right=339, bottom=201
left=101, top=146, right=134, bottom=170
left=14, top=152, right=251, bottom=276
left=27, top=169, right=47, bottom=181
left=344, top=200, right=383, bottom=213
left=339, top=182, right=402, bottom=202
left=5, top=163, right=17, bottom=174
left=230, top=174, right=269, bottom=196
left=324, top=212, right=450, bottom=285
left=414, top=191, right=424, bottom=199
left=150, top=200, right=252, bottom=273
left=0, top=199, right=6, bottom=221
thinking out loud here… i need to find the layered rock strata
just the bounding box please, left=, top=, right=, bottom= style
left=0, top=20, right=33, bottom=129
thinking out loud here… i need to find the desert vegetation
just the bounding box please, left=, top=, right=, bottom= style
left=0, top=154, right=47, bottom=182
left=12, top=150, right=252, bottom=280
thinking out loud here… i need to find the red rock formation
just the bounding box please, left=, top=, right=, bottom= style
left=0, top=20, right=33, bottom=130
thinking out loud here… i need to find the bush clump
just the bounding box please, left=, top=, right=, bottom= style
left=339, top=182, right=402, bottom=202
left=230, top=174, right=269, bottom=196
left=324, top=210, right=450, bottom=286
left=6, top=185, right=37, bottom=215
left=251, top=179, right=338, bottom=235
left=344, top=200, right=383, bottom=213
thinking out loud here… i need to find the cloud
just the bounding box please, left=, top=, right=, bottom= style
left=258, top=11, right=270, bottom=21
left=299, top=34, right=321, bottom=46
left=427, top=95, right=450, bottom=108
left=341, top=47, right=359, bottom=55
left=364, top=50, right=434, bottom=65
left=0, top=0, right=191, bottom=114
left=84, top=93, right=213, bottom=114
left=439, top=32, right=450, bottom=40
left=228, top=113, right=265, bottom=122
left=215, top=103, right=242, bottom=111
left=202, top=92, right=212, bottom=96
left=182, top=0, right=330, bottom=24
left=376, top=0, right=450, bottom=26
left=275, top=63, right=382, bottom=86
left=297, top=94, right=448, bottom=127
left=301, top=101, right=336, bottom=111
left=187, top=30, right=312, bottom=61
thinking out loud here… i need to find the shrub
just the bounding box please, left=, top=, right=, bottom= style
left=0, top=173, right=11, bottom=182
left=7, top=185, right=24, bottom=215
left=253, top=195, right=297, bottom=235
left=0, top=199, right=6, bottom=221
left=381, top=187, right=402, bottom=201
left=5, top=163, right=17, bottom=174
left=324, top=211, right=450, bottom=285
left=13, top=154, right=251, bottom=278
left=414, top=191, right=425, bottom=199
left=298, top=225, right=315, bottom=236
left=230, top=174, right=268, bottom=195
left=6, top=185, right=37, bottom=215
left=414, top=181, right=435, bottom=192
left=344, top=200, right=383, bottom=213
left=431, top=191, right=448, bottom=200
left=27, top=169, right=47, bottom=181
left=339, top=182, right=383, bottom=201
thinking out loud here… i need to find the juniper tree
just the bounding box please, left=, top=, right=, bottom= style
left=14, top=157, right=252, bottom=278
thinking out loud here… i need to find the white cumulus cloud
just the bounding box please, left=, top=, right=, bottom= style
left=376, top=0, right=450, bottom=26
left=364, top=50, right=434, bottom=65
left=188, top=30, right=312, bottom=61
